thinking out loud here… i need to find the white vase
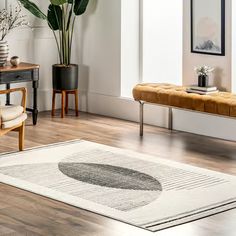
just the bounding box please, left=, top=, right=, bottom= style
left=0, top=41, right=9, bottom=66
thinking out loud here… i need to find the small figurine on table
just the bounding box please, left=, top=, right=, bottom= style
left=10, top=56, right=20, bottom=67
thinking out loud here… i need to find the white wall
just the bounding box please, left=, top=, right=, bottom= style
left=232, top=0, right=236, bottom=93
left=183, top=0, right=232, bottom=92
left=76, top=0, right=121, bottom=97
left=68, top=0, right=122, bottom=112
left=121, top=0, right=140, bottom=98
left=142, top=0, right=183, bottom=85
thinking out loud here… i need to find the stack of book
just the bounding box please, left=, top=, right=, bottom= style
left=186, top=86, right=219, bottom=95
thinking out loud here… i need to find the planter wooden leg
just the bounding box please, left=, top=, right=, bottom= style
left=51, top=90, right=56, bottom=117
left=61, top=91, right=65, bottom=118
left=65, top=92, right=69, bottom=114
left=52, top=89, right=78, bottom=118
left=75, top=90, right=79, bottom=117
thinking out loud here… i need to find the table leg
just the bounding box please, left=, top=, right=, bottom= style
left=5, top=83, right=10, bottom=105
left=32, top=81, right=39, bottom=125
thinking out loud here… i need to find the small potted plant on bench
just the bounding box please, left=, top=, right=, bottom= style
left=195, top=65, right=214, bottom=87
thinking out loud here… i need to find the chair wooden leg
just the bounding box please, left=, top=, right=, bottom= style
left=74, top=90, right=79, bottom=117
left=51, top=90, right=56, bottom=117
left=19, top=123, right=25, bottom=151
left=65, top=92, right=69, bottom=114
left=61, top=91, right=65, bottom=118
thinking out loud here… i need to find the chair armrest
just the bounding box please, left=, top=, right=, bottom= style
left=0, top=87, right=27, bottom=111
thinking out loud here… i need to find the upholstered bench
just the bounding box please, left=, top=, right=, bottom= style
left=133, top=83, right=236, bottom=136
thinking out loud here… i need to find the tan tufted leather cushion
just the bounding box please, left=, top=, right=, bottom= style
left=133, top=83, right=236, bottom=117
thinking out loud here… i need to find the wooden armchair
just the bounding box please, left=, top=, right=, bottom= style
left=0, top=88, right=27, bottom=151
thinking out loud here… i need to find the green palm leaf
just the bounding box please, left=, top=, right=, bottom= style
left=18, top=0, right=46, bottom=20
left=74, top=0, right=89, bottom=16
left=50, top=0, right=67, bottom=6
left=48, top=4, right=62, bottom=31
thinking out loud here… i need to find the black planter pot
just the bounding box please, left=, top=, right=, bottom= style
left=198, top=75, right=209, bottom=87
left=52, top=64, right=78, bottom=90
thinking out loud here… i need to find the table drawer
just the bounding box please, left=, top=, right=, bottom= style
left=0, top=70, right=32, bottom=84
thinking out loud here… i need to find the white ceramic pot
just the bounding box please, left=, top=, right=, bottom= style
left=0, top=41, right=9, bottom=66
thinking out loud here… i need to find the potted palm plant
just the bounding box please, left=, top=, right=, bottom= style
left=19, top=0, right=90, bottom=90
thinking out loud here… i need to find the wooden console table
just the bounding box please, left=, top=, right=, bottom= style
left=0, top=62, right=39, bottom=125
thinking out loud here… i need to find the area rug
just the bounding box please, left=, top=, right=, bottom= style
left=0, top=140, right=236, bottom=233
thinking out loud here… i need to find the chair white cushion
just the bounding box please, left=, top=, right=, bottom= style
left=2, top=113, right=27, bottom=129
left=0, top=105, right=24, bottom=122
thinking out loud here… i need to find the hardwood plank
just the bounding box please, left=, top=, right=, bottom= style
left=0, top=224, right=19, bottom=236
left=0, top=111, right=236, bottom=235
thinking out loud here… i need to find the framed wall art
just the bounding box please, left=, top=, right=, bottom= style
left=191, top=0, right=225, bottom=56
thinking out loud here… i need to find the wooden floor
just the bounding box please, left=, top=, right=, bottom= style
left=1, top=111, right=236, bottom=236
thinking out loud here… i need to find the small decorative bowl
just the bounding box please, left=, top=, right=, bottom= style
left=10, top=56, right=20, bottom=67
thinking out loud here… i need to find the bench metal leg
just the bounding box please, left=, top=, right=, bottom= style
left=168, top=107, right=173, bottom=130
left=139, top=101, right=144, bottom=136
left=138, top=101, right=172, bottom=135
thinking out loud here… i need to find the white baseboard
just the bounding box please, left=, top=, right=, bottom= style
left=30, top=89, right=236, bottom=141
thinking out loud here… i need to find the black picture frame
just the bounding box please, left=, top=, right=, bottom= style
left=191, top=0, right=225, bottom=56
